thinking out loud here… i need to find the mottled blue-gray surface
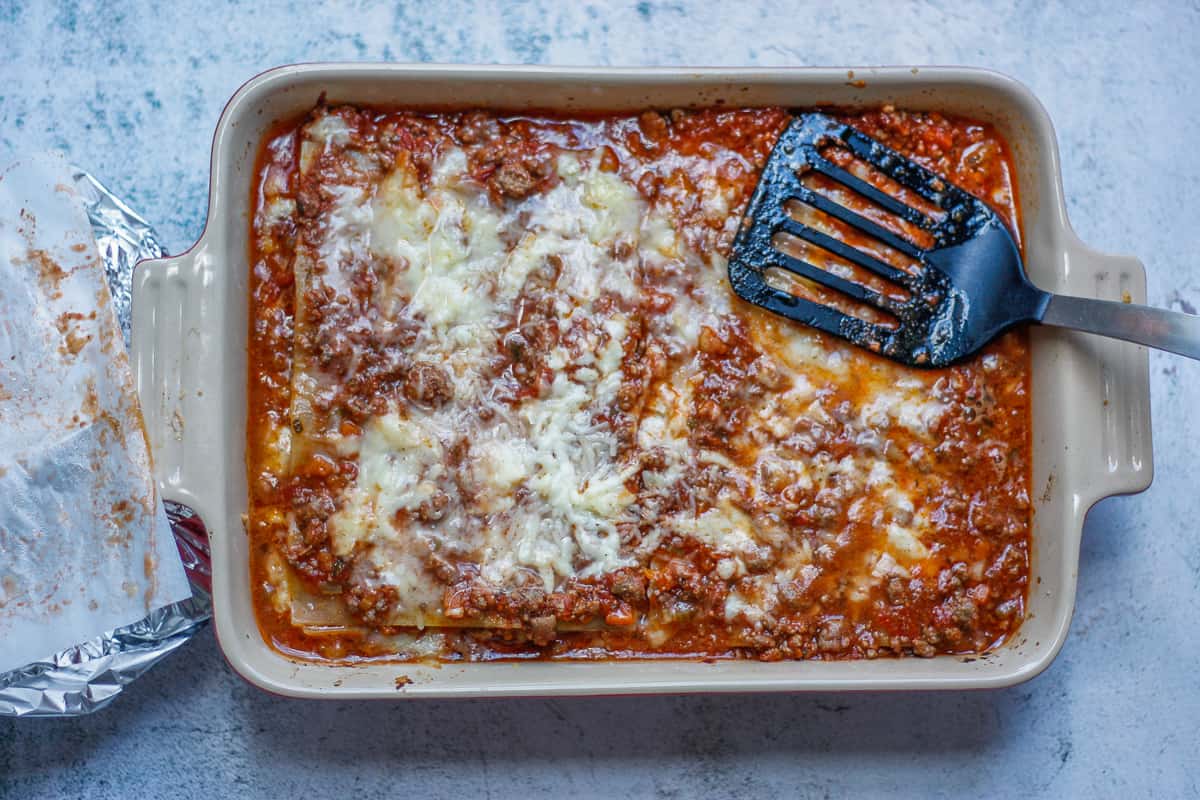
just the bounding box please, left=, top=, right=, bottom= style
left=2, top=1, right=1198, bottom=797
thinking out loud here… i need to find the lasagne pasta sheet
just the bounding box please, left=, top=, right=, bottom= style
left=247, top=105, right=1032, bottom=661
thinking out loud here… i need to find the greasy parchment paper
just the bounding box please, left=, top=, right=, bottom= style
left=0, top=154, right=205, bottom=716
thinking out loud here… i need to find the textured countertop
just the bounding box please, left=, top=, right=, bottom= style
left=2, top=2, right=1198, bottom=797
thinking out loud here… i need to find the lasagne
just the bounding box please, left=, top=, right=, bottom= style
left=247, top=103, right=1031, bottom=662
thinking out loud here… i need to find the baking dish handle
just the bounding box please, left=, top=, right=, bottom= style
left=130, top=241, right=224, bottom=526
left=1061, top=238, right=1155, bottom=503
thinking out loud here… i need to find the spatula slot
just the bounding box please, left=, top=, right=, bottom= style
left=770, top=229, right=910, bottom=307
left=782, top=199, right=924, bottom=281
left=762, top=265, right=898, bottom=329
left=805, top=145, right=943, bottom=247
left=784, top=185, right=924, bottom=261
left=835, top=128, right=957, bottom=208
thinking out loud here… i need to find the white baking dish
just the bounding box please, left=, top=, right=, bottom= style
left=130, top=64, right=1152, bottom=697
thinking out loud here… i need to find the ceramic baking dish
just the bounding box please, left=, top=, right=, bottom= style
left=130, top=64, right=1152, bottom=697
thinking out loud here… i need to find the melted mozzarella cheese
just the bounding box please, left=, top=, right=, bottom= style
left=321, top=146, right=673, bottom=602
left=860, top=389, right=948, bottom=437
left=886, top=522, right=930, bottom=561
left=679, top=504, right=759, bottom=555
left=329, top=410, right=445, bottom=557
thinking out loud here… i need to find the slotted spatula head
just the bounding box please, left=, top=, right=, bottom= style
left=728, top=112, right=1049, bottom=368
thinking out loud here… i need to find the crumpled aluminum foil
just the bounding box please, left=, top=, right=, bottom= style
left=0, top=168, right=212, bottom=718
left=74, top=168, right=161, bottom=348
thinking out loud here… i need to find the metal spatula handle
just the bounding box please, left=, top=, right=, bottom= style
left=1041, top=294, right=1200, bottom=360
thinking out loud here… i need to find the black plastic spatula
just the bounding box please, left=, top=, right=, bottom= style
left=728, top=113, right=1200, bottom=366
